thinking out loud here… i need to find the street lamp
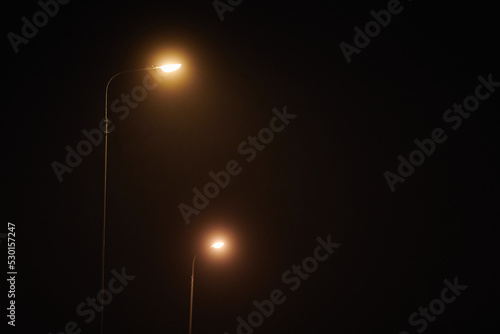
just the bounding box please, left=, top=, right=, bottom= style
left=189, top=242, right=225, bottom=334
left=100, top=64, right=181, bottom=334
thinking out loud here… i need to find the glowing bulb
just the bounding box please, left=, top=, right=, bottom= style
left=211, top=242, right=224, bottom=249
left=159, top=64, right=181, bottom=72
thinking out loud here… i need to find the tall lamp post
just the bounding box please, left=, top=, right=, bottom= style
left=100, top=63, right=181, bottom=334
left=189, top=242, right=225, bottom=334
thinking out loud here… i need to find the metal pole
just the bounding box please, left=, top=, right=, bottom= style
left=189, top=255, right=197, bottom=334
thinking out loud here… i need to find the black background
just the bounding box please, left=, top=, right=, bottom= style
left=2, top=0, right=499, bottom=333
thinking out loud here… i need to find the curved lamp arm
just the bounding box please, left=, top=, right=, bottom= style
left=104, top=67, right=156, bottom=128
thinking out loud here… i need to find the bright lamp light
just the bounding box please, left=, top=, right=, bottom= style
left=158, top=64, right=181, bottom=72
left=211, top=242, right=224, bottom=248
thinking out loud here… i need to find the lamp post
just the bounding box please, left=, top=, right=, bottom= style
left=100, top=64, right=181, bottom=334
left=189, top=242, right=225, bottom=334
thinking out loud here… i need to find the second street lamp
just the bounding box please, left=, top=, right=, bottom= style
left=100, top=63, right=181, bottom=334
left=189, top=242, right=225, bottom=334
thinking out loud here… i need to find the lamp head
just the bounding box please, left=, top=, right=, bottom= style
left=157, top=64, right=181, bottom=72
left=211, top=242, right=224, bottom=249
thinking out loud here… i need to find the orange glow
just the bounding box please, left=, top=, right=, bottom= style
left=149, top=47, right=187, bottom=74
left=201, top=223, right=238, bottom=262
left=211, top=242, right=224, bottom=248
left=146, top=46, right=194, bottom=89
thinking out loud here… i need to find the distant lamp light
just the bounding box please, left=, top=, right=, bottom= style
left=211, top=242, right=224, bottom=249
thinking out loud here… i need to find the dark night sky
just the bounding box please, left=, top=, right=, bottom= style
left=2, top=1, right=499, bottom=333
